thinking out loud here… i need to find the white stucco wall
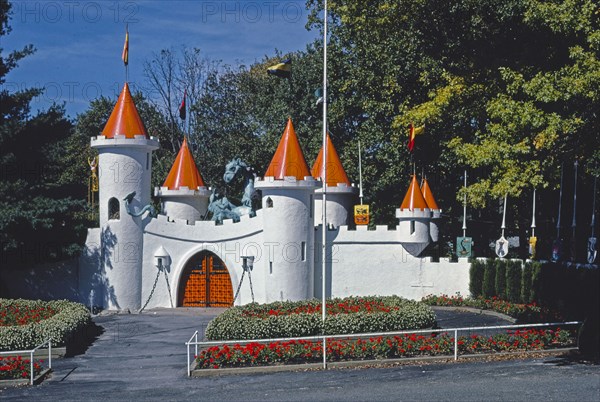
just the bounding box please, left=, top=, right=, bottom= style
left=140, top=211, right=265, bottom=308
left=313, top=184, right=359, bottom=228
left=256, top=176, right=319, bottom=303
left=314, top=225, right=470, bottom=301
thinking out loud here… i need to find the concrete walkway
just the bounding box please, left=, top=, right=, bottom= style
left=1, top=307, right=598, bottom=401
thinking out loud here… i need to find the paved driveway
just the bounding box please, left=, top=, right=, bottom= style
left=1, top=307, right=598, bottom=401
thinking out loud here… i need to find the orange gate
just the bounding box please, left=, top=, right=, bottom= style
left=179, top=251, right=233, bottom=307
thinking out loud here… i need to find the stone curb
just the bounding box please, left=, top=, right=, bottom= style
left=190, top=347, right=577, bottom=377
left=0, top=368, right=52, bottom=388
left=431, top=306, right=517, bottom=323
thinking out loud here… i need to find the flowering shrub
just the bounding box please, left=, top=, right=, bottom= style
left=421, top=294, right=560, bottom=323
left=206, top=296, right=436, bottom=340
left=196, top=328, right=574, bottom=369
left=0, top=304, right=57, bottom=326
left=0, top=356, right=43, bottom=380
left=0, top=299, right=91, bottom=351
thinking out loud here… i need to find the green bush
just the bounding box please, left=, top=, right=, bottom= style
left=205, top=296, right=436, bottom=341
left=0, top=299, right=91, bottom=351
left=469, top=259, right=484, bottom=298
left=482, top=259, right=496, bottom=298
left=521, top=261, right=533, bottom=303
left=494, top=259, right=507, bottom=298
left=506, top=260, right=522, bottom=303
left=529, top=261, right=542, bottom=303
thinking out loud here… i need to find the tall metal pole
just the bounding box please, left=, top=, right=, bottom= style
left=358, top=140, right=364, bottom=205
left=321, top=0, right=328, bottom=370
left=462, top=170, right=467, bottom=238
left=531, top=189, right=536, bottom=238
left=501, top=194, right=507, bottom=238
left=571, top=161, right=578, bottom=261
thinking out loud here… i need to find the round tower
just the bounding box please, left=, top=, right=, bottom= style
left=421, top=178, right=441, bottom=243
left=395, top=175, right=431, bottom=257
left=311, top=133, right=358, bottom=228
left=155, top=138, right=211, bottom=223
left=91, top=83, right=159, bottom=311
left=255, top=118, right=319, bottom=302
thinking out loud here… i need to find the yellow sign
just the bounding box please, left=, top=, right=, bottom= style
left=354, top=205, right=369, bottom=225
left=529, top=236, right=537, bottom=259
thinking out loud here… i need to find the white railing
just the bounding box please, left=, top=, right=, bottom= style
left=0, top=340, right=52, bottom=385
left=185, top=321, right=582, bottom=376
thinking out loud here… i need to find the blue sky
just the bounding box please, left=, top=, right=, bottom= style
left=3, top=0, right=318, bottom=117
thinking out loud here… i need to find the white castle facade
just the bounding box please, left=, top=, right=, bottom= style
left=74, top=83, right=469, bottom=311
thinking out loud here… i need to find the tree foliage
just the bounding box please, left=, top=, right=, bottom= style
left=0, top=2, right=86, bottom=268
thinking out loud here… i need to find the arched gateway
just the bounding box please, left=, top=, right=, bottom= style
left=178, top=251, right=234, bottom=307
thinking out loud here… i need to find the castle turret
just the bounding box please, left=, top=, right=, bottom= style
left=311, top=133, right=358, bottom=228
left=396, top=175, right=431, bottom=256
left=91, top=83, right=159, bottom=310
left=154, top=138, right=211, bottom=223
left=255, top=118, right=319, bottom=302
left=421, top=178, right=441, bottom=242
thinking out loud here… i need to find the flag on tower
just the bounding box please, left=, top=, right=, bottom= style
left=407, top=123, right=424, bottom=152
left=179, top=90, right=187, bottom=120
left=267, top=59, right=291, bottom=78
left=122, top=26, right=129, bottom=66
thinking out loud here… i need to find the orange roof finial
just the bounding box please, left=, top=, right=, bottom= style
left=264, top=118, right=311, bottom=180
left=400, top=175, right=429, bottom=210
left=311, top=133, right=351, bottom=186
left=421, top=178, right=440, bottom=210
left=162, top=138, right=206, bottom=190
left=101, top=83, right=148, bottom=139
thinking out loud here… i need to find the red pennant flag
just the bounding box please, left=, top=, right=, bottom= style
left=179, top=90, right=186, bottom=120
left=122, top=25, right=129, bottom=66
left=408, top=123, right=415, bottom=152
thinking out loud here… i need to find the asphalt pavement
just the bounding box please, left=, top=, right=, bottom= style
left=1, top=307, right=598, bottom=401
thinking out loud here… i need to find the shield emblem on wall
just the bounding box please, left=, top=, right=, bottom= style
left=354, top=205, right=369, bottom=225
left=495, top=236, right=509, bottom=258
left=588, top=237, right=597, bottom=264
left=456, top=237, right=472, bottom=258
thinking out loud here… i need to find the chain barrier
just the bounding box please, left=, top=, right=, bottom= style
left=163, top=270, right=174, bottom=308
left=248, top=270, right=255, bottom=303
left=232, top=269, right=246, bottom=304
left=139, top=267, right=161, bottom=313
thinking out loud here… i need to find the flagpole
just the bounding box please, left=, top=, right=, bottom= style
left=531, top=188, right=536, bottom=238
left=462, top=170, right=467, bottom=238
left=358, top=140, right=364, bottom=205
left=571, top=161, right=578, bottom=261
left=321, top=0, right=328, bottom=370
left=592, top=177, right=597, bottom=238
left=501, top=194, right=507, bottom=238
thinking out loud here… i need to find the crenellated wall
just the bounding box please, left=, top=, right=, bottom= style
left=314, top=224, right=470, bottom=300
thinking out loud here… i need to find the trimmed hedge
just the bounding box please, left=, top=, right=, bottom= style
left=469, top=259, right=484, bottom=298
left=482, top=259, right=496, bottom=298
left=494, top=259, right=507, bottom=299
left=0, top=299, right=91, bottom=351
left=506, top=260, right=522, bottom=302
left=205, top=296, right=436, bottom=341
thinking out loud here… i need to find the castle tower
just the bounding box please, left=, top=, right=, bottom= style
left=91, top=83, right=159, bottom=310
left=155, top=138, right=211, bottom=223
left=396, top=175, right=431, bottom=256
left=311, top=133, right=358, bottom=228
left=255, top=118, right=319, bottom=302
left=421, top=178, right=441, bottom=242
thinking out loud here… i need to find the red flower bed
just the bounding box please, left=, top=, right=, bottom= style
left=0, top=356, right=43, bottom=380
left=196, top=328, right=574, bottom=369
left=421, top=295, right=561, bottom=322
left=0, top=304, right=57, bottom=326
left=242, top=299, right=397, bottom=318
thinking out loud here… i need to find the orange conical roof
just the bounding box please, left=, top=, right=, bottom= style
left=162, top=138, right=206, bottom=190
left=101, top=83, right=148, bottom=139
left=400, top=175, right=429, bottom=210
left=264, top=118, right=311, bottom=180
left=311, top=133, right=351, bottom=186
left=421, top=178, right=440, bottom=210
